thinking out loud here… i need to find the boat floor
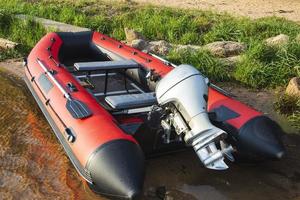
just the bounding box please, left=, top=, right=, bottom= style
left=73, top=70, right=149, bottom=113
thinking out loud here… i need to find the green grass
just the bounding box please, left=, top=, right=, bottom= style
left=0, top=10, right=47, bottom=60
left=0, top=0, right=300, bottom=87
left=275, top=94, right=300, bottom=131
left=167, top=49, right=232, bottom=81
left=234, top=41, right=300, bottom=88
left=0, top=0, right=299, bottom=129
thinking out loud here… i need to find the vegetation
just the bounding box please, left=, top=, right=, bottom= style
left=0, top=0, right=299, bottom=130
left=1, top=0, right=300, bottom=88
left=275, top=95, right=300, bottom=130
left=0, top=11, right=47, bottom=60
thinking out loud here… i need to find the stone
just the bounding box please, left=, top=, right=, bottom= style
left=219, top=55, right=242, bottom=66
left=203, top=41, right=246, bottom=57
left=130, top=39, right=148, bottom=51
left=285, top=77, right=300, bottom=97
left=173, top=44, right=202, bottom=52
left=124, top=28, right=145, bottom=43
left=0, top=38, right=18, bottom=49
left=296, top=34, right=300, bottom=43
left=147, top=40, right=172, bottom=55
left=265, top=34, right=289, bottom=46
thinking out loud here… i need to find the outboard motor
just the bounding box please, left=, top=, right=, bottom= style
left=156, top=64, right=234, bottom=170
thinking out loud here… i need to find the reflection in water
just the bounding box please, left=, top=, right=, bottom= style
left=0, top=70, right=300, bottom=200
left=0, top=72, right=102, bottom=200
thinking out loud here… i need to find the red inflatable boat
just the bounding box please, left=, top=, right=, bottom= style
left=24, top=31, right=285, bottom=199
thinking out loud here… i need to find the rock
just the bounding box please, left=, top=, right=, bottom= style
left=0, top=38, right=18, bottom=49
left=203, top=41, right=246, bottom=57
left=285, top=77, right=300, bottom=97
left=130, top=39, right=148, bottom=51
left=265, top=34, right=289, bottom=46
left=219, top=55, right=242, bottom=66
left=129, top=39, right=172, bottom=55
left=124, top=28, right=145, bottom=43
left=173, top=44, right=202, bottom=52
left=296, top=34, right=300, bottom=43
left=147, top=40, right=172, bottom=55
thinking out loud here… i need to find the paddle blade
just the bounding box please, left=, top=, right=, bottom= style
left=66, top=99, right=92, bottom=119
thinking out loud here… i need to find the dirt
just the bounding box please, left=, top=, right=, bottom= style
left=0, top=60, right=300, bottom=200
left=131, top=0, right=300, bottom=23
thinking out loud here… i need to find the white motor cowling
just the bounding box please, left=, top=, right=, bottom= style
left=155, top=64, right=233, bottom=170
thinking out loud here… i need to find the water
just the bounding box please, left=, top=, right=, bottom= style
left=0, top=70, right=300, bottom=200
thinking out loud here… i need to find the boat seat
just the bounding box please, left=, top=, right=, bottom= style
left=74, top=59, right=139, bottom=71
left=105, top=92, right=156, bottom=110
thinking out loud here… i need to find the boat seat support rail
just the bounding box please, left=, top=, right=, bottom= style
left=105, top=92, right=157, bottom=110
left=74, top=59, right=140, bottom=96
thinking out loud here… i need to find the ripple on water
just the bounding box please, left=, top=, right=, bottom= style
left=0, top=72, right=77, bottom=199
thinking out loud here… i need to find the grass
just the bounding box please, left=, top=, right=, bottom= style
left=275, top=94, right=300, bottom=131
left=0, top=10, right=47, bottom=61
left=1, top=0, right=300, bottom=88
left=167, top=49, right=232, bottom=81
left=0, top=0, right=299, bottom=130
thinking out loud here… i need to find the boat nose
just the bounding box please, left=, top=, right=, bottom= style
left=86, top=140, right=145, bottom=199
left=236, top=116, right=285, bottom=160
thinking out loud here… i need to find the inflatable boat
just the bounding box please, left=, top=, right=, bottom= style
left=24, top=31, right=285, bottom=199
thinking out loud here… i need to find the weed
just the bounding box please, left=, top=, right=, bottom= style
left=275, top=94, right=300, bottom=131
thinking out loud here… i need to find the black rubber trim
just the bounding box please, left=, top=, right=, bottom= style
left=24, top=76, right=93, bottom=183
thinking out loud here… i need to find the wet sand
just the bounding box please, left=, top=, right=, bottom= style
left=0, top=61, right=300, bottom=200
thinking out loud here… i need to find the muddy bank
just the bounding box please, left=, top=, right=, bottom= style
left=0, top=61, right=300, bottom=200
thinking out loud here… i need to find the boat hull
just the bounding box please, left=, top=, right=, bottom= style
left=25, top=31, right=285, bottom=199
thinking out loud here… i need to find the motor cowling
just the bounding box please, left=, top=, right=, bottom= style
left=155, top=64, right=233, bottom=170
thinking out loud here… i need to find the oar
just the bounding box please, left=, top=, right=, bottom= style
left=65, top=97, right=92, bottom=119
left=37, top=58, right=92, bottom=119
